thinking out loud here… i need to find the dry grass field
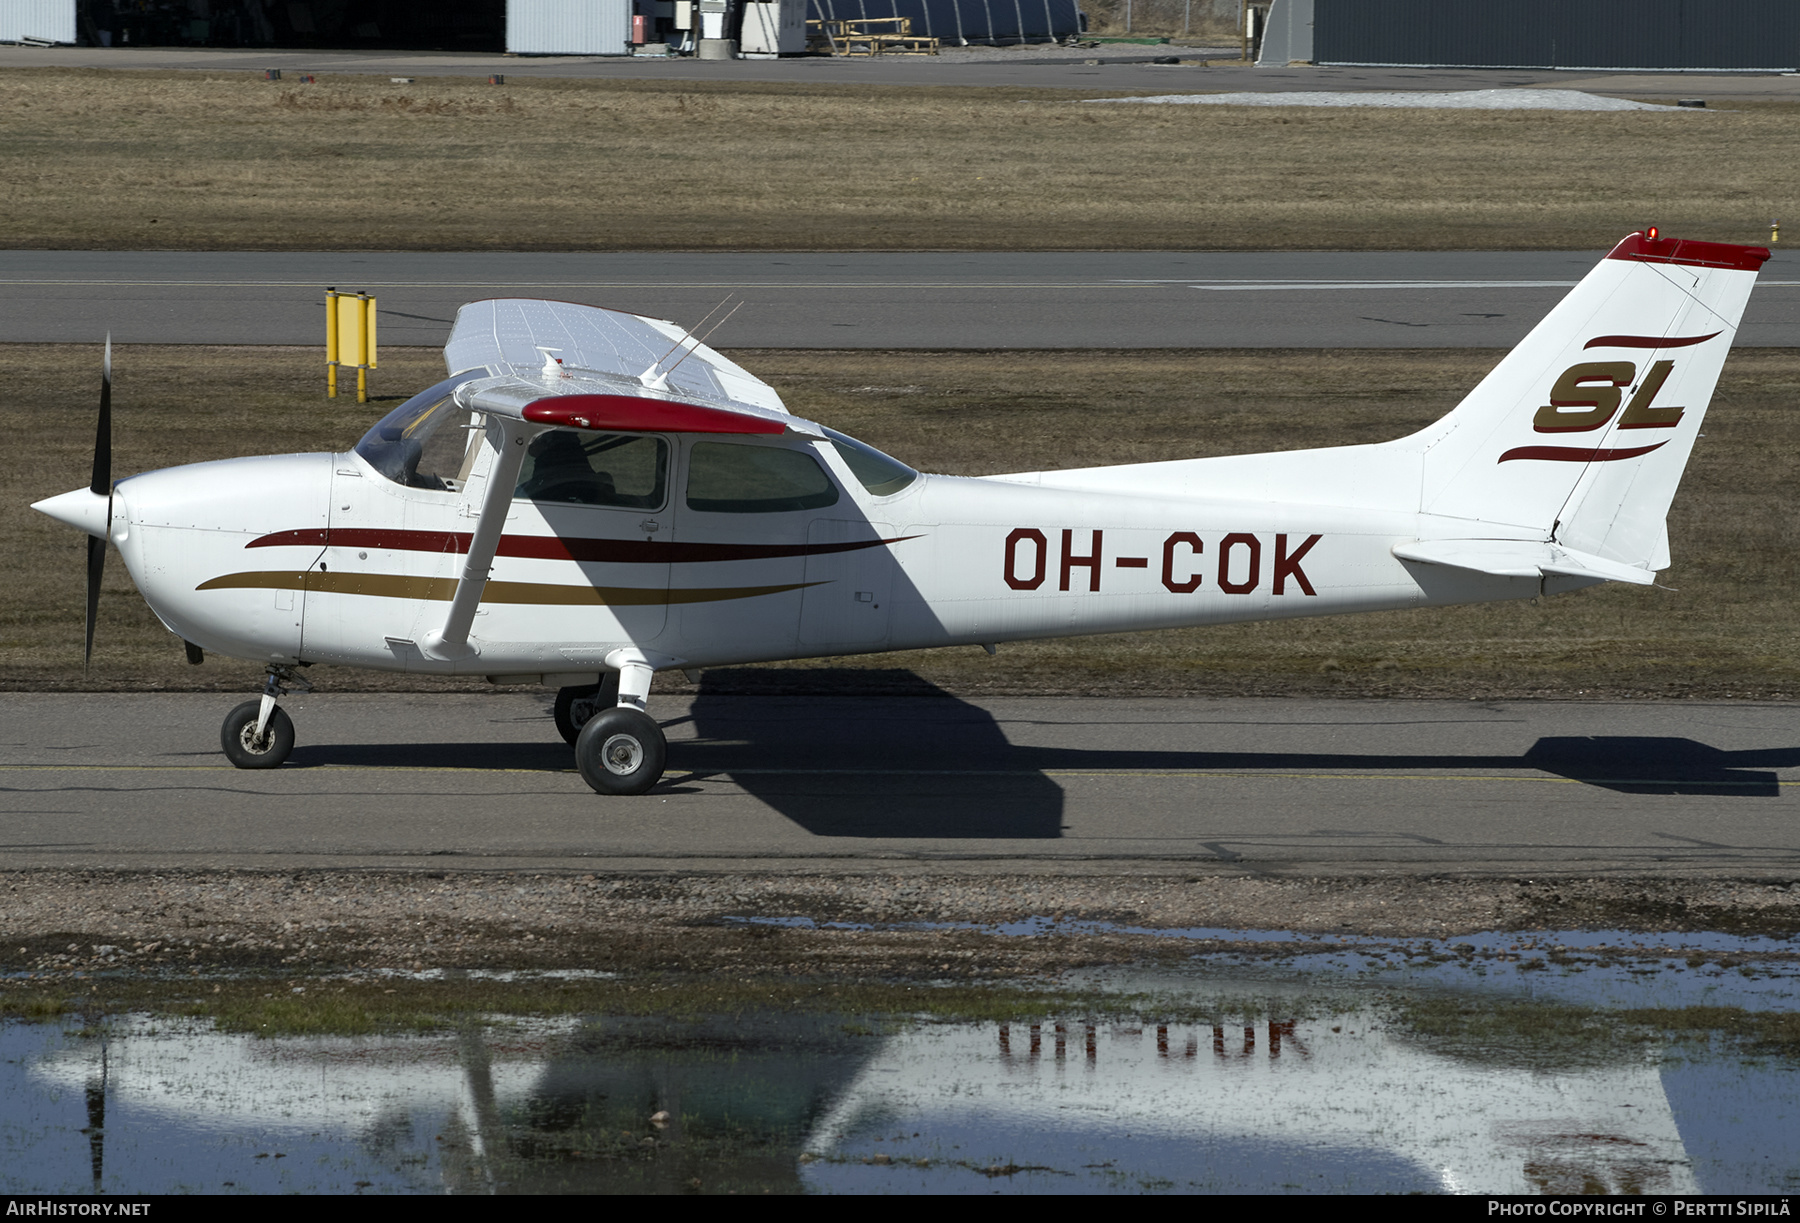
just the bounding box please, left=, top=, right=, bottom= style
left=5, top=343, right=1796, bottom=698
left=0, top=67, right=1791, bottom=251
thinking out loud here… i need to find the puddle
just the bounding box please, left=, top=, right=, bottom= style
left=732, top=916, right=1800, bottom=1011
left=5, top=938, right=1800, bottom=1194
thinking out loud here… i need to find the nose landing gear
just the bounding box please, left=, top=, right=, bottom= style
left=221, top=665, right=308, bottom=769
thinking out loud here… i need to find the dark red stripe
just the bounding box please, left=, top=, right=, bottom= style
left=1584, top=330, right=1720, bottom=350
left=248, top=526, right=912, bottom=563
left=521, top=393, right=784, bottom=436
left=1497, top=442, right=1668, bottom=464
left=1605, top=232, right=1770, bottom=273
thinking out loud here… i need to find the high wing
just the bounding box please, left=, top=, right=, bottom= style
left=426, top=298, right=823, bottom=671
left=444, top=298, right=788, bottom=415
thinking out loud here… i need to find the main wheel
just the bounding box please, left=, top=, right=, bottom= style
left=221, top=700, right=295, bottom=769
left=574, top=707, right=667, bottom=795
left=553, top=674, right=618, bottom=746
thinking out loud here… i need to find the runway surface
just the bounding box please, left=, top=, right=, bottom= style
left=7, top=250, right=1798, bottom=349
left=4, top=692, right=1796, bottom=874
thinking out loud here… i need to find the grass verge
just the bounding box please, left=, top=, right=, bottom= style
left=2, top=68, right=1792, bottom=250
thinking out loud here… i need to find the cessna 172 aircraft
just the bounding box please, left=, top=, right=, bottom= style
left=32, top=231, right=1770, bottom=795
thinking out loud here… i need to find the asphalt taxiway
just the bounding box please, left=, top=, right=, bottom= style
left=4, top=692, right=1796, bottom=875
left=5, top=250, right=1798, bottom=349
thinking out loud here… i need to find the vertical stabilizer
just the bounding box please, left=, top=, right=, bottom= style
left=1411, top=233, right=1767, bottom=573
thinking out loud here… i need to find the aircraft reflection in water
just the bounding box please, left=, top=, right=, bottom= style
left=30, top=232, right=1770, bottom=794
left=803, top=1017, right=1697, bottom=1195
left=14, top=1005, right=1704, bottom=1194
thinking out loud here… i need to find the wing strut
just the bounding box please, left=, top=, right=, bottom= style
left=421, top=416, right=539, bottom=661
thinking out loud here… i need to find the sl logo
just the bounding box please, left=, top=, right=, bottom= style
left=1533, top=360, right=1683, bottom=433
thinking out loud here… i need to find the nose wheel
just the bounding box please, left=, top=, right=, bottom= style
left=221, top=699, right=295, bottom=769
left=220, top=665, right=307, bottom=769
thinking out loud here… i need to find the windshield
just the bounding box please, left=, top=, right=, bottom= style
left=824, top=428, right=918, bottom=497
left=354, top=375, right=482, bottom=491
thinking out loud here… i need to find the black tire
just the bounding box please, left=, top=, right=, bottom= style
left=221, top=699, right=295, bottom=769
left=553, top=674, right=618, bottom=745
left=574, top=707, right=667, bottom=796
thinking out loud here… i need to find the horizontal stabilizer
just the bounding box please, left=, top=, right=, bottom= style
left=1392, top=539, right=1656, bottom=586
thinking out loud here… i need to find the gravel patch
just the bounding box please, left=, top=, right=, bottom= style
left=4, top=870, right=1797, bottom=981
left=1087, top=88, right=1684, bottom=110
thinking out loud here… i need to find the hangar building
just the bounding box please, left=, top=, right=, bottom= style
left=1257, top=0, right=1800, bottom=72
left=1, top=0, right=1078, bottom=52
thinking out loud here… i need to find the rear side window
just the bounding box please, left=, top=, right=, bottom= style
left=686, top=443, right=840, bottom=514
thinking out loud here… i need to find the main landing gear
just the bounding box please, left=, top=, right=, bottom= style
left=553, top=673, right=620, bottom=745
left=221, top=665, right=307, bottom=769
left=567, top=660, right=666, bottom=796
left=574, top=707, right=667, bottom=795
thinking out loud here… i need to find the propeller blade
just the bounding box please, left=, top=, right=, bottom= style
left=84, top=335, right=112, bottom=672
left=84, top=534, right=103, bottom=671
left=91, top=335, right=111, bottom=497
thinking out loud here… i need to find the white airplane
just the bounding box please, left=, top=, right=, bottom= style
left=32, top=230, right=1770, bottom=795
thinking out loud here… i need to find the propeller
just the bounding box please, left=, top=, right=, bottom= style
left=84, top=336, right=112, bottom=671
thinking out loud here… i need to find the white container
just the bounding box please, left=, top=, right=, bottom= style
left=506, top=0, right=631, bottom=54
left=0, top=0, right=75, bottom=43
left=739, top=0, right=808, bottom=55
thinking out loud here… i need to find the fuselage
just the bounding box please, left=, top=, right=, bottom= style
left=101, top=427, right=1549, bottom=683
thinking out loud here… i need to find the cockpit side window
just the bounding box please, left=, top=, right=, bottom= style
left=686, top=442, right=840, bottom=513
left=516, top=431, right=669, bottom=510
left=354, top=375, right=482, bottom=492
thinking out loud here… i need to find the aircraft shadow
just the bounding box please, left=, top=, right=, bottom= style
left=683, top=673, right=1797, bottom=836
left=1521, top=737, right=1792, bottom=797
left=286, top=677, right=1796, bottom=838
left=685, top=669, right=1067, bottom=839
left=288, top=741, right=577, bottom=772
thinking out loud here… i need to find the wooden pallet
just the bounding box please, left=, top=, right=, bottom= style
left=806, top=18, right=939, bottom=56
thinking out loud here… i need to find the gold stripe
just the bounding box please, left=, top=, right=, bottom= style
left=196, top=570, right=816, bottom=606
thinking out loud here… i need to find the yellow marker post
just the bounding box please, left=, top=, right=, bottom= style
left=325, top=287, right=340, bottom=398
left=359, top=291, right=377, bottom=404
left=326, top=289, right=378, bottom=402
